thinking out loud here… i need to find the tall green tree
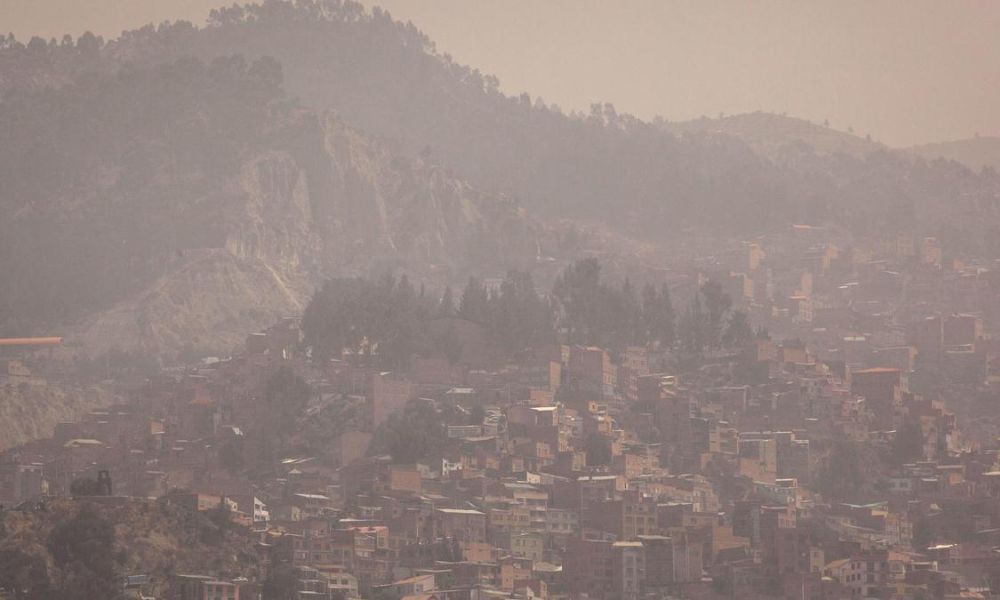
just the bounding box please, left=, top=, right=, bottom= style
left=700, top=280, right=732, bottom=348
left=584, top=433, right=612, bottom=467
left=458, top=277, right=490, bottom=323
left=816, top=441, right=864, bottom=502
left=723, top=310, right=754, bottom=349
left=487, top=270, right=554, bottom=354
left=437, top=286, right=455, bottom=317
left=0, top=548, right=52, bottom=600
left=263, top=366, right=312, bottom=452
left=679, top=295, right=706, bottom=354
left=620, top=278, right=643, bottom=345
left=642, top=282, right=676, bottom=348
left=891, top=415, right=925, bottom=465
left=47, top=505, right=124, bottom=600
left=553, top=258, right=603, bottom=344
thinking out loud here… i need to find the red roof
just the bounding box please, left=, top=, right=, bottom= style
left=0, top=337, right=62, bottom=347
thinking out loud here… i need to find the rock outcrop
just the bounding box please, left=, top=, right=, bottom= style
left=0, top=381, right=114, bottom=451
left=74, top=114, right=538, bottom=356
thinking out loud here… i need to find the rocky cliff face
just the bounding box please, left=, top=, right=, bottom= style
left=0, top=381, right=114, bottom=451
left=74, top=114, right=538, bottom=357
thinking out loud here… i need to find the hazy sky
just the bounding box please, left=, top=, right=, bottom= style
left=5, top=0, right=1000, bottom=147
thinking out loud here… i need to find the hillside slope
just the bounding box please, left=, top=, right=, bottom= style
left=0, top=4, right=815, bottom=237
left=2, top=1, right=1000, bottom=354
left=0, top=57, right=537, bottom=355
left=0, top=382, right=114, bottom=451
left=658, top=112, right=885, bottom=160
left=96, top=3, right=1000, bottom=243
left=73, top=114, right=538, bottom=356
left=908, top=136, right=1000, bottom=172
left=0, top=497, right=266, bottom=598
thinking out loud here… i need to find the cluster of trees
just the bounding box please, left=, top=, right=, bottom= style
left=889, top=415, right=926, bottom=466
left=583, top=432, right=613, bottom=467
left=368, top=400, right=460, bottom=463
left=0, top=505, right=125, bottom=600
left=552, top=257, right=754, bottom=356
left=253, top=366, right=313, bottom=461
left=262, top=562, right=307, bottom=600
left=449, top=272, right=554, bottom=356
left=815, top=424, right=930, bottom=505
left=0, top=31, right=104, bottom=54
left=301, top=271, right=555, bottom=367
left=815, top=441, right=865, bottom=502
left=0, top=546, right=49, bottom=600
left=552, top=257, right=674, bottom=349
left=210, top=364, right=315, bottom=467
left=69, top=477, right=107, bottom=497
left=301, top=258, right=761, bottom=370
left=301, top=274, right=442, bottom=367
left=677, top=280, right=754, bottom=354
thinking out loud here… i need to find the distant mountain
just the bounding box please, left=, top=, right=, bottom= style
left=2, top=0, right=1000, bottom=355
left=83, top=2, right=995, bottom=240
left=658, top=112, right=885, bottom=160
left=0, top=56, right=537, bottom=355
left=908, top=136, right=1000, bottom=172
left=0, top=3, right=850, bottom=237
left=3, top=2, right=996, bottom=238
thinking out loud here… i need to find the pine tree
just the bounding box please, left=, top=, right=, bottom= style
left=458, top=277, right=489, bottom=323
left=437, top=286, right=455, bottom=317
left=700, top=280, right=732, bottom=348
left=723, top=310, right=753, bottom=349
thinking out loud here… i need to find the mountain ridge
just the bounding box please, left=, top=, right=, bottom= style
left=907, top=136, right=1000, bottom=173
left=657, top=111, right=886, bottom=161
left=0, top=54, right=539, bottom=356
left=2, top=0, right=1000, bottom=356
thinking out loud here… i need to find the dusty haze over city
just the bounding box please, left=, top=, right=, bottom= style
left=5, top=2, right=1000, bottom=600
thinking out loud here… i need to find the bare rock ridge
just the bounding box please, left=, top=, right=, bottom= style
left=75, top=114, right=538, bottom=356
left=0, top=381, right=114, bottom=452
left=907, top=136, right=1000, bottom=173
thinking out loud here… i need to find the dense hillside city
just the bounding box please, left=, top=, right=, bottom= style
left=3, top=2, right=1000, bottom=600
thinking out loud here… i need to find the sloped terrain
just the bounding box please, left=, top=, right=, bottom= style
left=1, top=0, right=1000, bottom=357
left=908, top=136, right=1000, bottom=172
left=658, top=112, right=886, bottom=160
left=0, top=56, right=538, bottom=355
left=0, top=497, right=264, bottom=598
left=0, top=382, right=114, bottom=451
